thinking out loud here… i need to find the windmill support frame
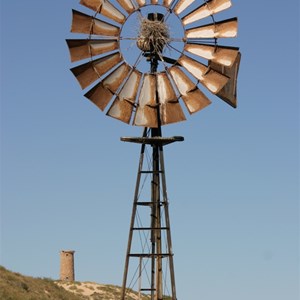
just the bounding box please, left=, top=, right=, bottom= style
left=120, top=133, right=183, bottom=300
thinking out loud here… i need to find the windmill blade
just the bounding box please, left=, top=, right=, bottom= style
left=184, top=43, right=239, bottom=67
left=208, top=52, right=241, bottom=107
left=70, top=52, right=122, bottom=89
left=118, top=70, right=142, bottom=105
left=163, top=0, right=176, bottom=7
left=80, top=0, right=126, bottom=24
left=107, top=96, right=134, bottom=124
left=107, top=70, right=142, bottom=124
left=169, top=66, right=211, bottom=114
left=186, top=17, right=238, bottom=39
left=182, top=0, right=232, bottom=25
left=136, top=0, right=146, bottom=7
left=84, top=82, right=114, bottom=111
left=71, top=10, right=120, bottom=36
left=116, top=0, right=135, bottom=14
left=174, top=0, right=195, bottom=15
left=102, top=62, right=131, bottom=92
left=134, top=74, right=158, bottom=128
left=151, top=0, right=159, bottom=4
left=157, top=73, right=186, bottom=125
left=178, top=55, right=229, bottom=94
left=84, top=62, right=131, bottom=111
left=66, top=39, right=119, bottom=62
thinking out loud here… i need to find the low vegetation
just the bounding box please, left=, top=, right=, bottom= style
left=0, top=266, right=85, bottom=300
left=0, top=266, right=172, bottom=300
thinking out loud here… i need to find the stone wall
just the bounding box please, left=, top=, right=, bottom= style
left=60, top=250, right=75, bottom=281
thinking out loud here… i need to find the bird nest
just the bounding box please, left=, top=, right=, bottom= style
left=136, top=17, right=170, bottom=53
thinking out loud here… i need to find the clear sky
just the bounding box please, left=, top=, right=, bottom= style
left=0, top=1, right=299, bottom=299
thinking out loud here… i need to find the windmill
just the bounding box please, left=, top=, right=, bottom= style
left=66, top=0, right=240, bottom=299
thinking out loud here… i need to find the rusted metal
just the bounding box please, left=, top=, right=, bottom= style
left=174, top=0, right=195, bottom=15
left=85, top=82, right=113, bottom=111
left=162, top=0, right=175, bottom=7
left=178, top=55, right=229, bottom=94
left=182, top=0, right=232, bottom=25
left=117, top=70, right=142, bottom=105
left=71, top=10, right=120, bottom=37
left=169, top=66, right=211, bottom=114
left=184, top=43, right=239, bottom=67
left=116, top=0, right=135, bottom=14
left=209, top=52, right=241, bottom=108
left=107, top=96, right=134, bottom=124
left=84, top=62, right=130, bottom=111
left=107, top=70, right=142, bottom=124
left=70, top=52, right=122, bottom=89
left=134, top=74, right=158, bottom=127
left=66, top=39, right=118, bottom=62
left=80, top=0, right=125, bottom=24
left=186, top=17, right=238, bottom=39
left=136, top=0, right=146, bottom=7
left=157, top=72, right=186, bottom=125
left=103, top=63, right=131, bottom=91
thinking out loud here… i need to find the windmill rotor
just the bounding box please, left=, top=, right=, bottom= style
left=67, top=0, right=241, bottom=128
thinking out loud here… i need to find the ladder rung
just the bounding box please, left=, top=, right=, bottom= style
left=140, top=170, right=163, bottom=174
left=129, top=253, right=173, bottom=258
left=132, top=227, right=169, bottom=230
left=136, top=202, right=152, bottom=206
left=136, top=201, right=167, bottom=206
left=140, top=288, right=156, bottom=291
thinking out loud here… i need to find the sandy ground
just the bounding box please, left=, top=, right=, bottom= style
left=56, top=281, right=107, bottom=297
left=56, top=281, right=149, bottom=299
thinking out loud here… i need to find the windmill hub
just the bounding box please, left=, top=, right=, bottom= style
left=136, top=13, right=170, bottom=54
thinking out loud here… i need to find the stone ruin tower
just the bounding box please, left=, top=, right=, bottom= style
left=60, top=250, right=75, bottom=281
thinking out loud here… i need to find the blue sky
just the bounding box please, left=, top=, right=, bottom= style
left=0, top=1, right=299, bottom=299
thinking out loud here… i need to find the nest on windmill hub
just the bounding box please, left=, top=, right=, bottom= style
left=136, top=17, right=170, bottom=53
